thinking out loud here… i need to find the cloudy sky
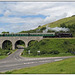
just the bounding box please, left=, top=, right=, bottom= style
left=0, top=2, right=75, bottom=33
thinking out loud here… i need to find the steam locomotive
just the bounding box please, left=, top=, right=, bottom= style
left=55, top=33, right=73, bottom=37
left=43, top=33, right=73, bottom=38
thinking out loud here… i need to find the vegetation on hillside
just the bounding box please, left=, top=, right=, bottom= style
left=43, top=15, right=75, bottom=28
left=19, top=16, right=75, bottom=37
left=2, top=57, right=75, bottom=74
left=22, top=39, right=75, bottom=57
left=0, top=48, right=10, bottom=56
left=0, top=48, right=16, bottom=56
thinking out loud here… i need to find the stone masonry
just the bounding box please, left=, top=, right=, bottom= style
left=0, top=36, right=43, bottom=50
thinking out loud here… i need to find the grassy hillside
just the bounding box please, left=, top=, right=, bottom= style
left=3, top=57, right=75, bottom=74
left=22, top=38, right=75, bottom=57
left=40, top=15, right=75, bottom=28
left=19, top=16, right=75, bottom=36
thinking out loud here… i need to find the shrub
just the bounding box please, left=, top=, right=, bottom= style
left=40, top=41, right=46, bottom=45
left=49, top=50, right=60, bottom=54
left=40, top=50, right=47, bottom=55
left=64, top=41, right=70, bottom=45
left=40, top=27, right=46, bottom=31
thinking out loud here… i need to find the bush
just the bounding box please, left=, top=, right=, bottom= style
left=40, top=50, right=47, bottom=55
left=40, top=27, right=46, bottom=31
left=49, top=50, right=60, bottom=54
left=40, top=41, right=46, bottom=45
left=67, top=48, right=75, bottom=54
left=64, top=41, right=70, bottom=45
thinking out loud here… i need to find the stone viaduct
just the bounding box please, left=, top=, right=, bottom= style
left=0, top=36, right=43, bottom=50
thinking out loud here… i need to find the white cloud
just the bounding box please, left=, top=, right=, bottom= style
left=0, top=28, right=6, bottom=33
left=0, top=2, right=75, bottom=33
left=4, top=10, right=11, bottom=17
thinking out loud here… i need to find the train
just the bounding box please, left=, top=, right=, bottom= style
left=0, top=32, right=73, bottom=38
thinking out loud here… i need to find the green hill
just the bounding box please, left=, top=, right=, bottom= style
left=39, top=15, right=75, bottom=28
left=20, top=15, right=75, bottom=36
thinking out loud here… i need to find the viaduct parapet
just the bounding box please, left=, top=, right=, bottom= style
left=0, top=36, right=43, bottom=50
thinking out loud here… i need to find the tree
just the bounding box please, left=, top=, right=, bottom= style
left=60, top=23, right=66, bottom=28
left=38, top=25, right=41, bottom=28
left=2, top=31, right=9, bottom=34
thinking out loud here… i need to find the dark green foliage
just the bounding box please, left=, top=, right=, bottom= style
left=49, top=50, right=60, bottom=54
left=0, top=48, right=10, bottom=56
left=17, top=41, right=24, bottom=45
left=28, top=41, right=38, bottom=47
left=5, top=71, right=12, bottom=74
left=22, top=39, right=75, bottom=56
left=2, top=31, right=9, bottom=34
left=64, top=41, right=70, bottom=45
left=40, top=27, right=46, bottom=31
left=60, top=23, right=67, bottom=28
left=40, top=50, right=47, bottom=55
left=40, top=41, right=46, bottom=45
left=60, top=23, right=75, bottom=36
left=67, top=45, right=75, bottom=54
left=38, top=25, right=41, bottom=27
left=2, top=40, right=12, bottom=50
left=47, top=30, right=55, bottom=33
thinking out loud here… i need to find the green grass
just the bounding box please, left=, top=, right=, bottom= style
left=2, top=57, right=75, bottom=74
left=0, top=49, right=17, bottom=60
left=0, top=56, right=7, bottom=60
left=22, top=38, right=75, bottom=57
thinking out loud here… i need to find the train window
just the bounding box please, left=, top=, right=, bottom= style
left=18, top=34, right=20, bottom=36
left=21, top=34, right=23, bottom=36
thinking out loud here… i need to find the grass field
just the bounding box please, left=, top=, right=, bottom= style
left=0, top=56, right=7, bottom=60
left=2, top=57, right=75, bottom=74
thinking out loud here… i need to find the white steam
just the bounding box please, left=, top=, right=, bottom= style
left=43, top=25, right=69, bottom=33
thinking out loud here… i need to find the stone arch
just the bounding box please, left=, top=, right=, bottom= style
left=15, top=40, right=25, bottom=49
left=2, top=40, right=12, bottom=50
left=28, top=40, right=38, bottom=47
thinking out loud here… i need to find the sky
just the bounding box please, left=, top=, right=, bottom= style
left=0, top=2, right=75, bottom=33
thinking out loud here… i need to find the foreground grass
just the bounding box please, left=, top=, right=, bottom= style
left=0, top=49, right=17, bottom=60
left=2, top=57, right=75, bottom=74
left=0, top=56, right=7, bottom=60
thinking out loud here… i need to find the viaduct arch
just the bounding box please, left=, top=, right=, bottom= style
left=2, top=40, right=12, bottom=50
left=15, top=40, right=25, bottom=49
left=0, top=36, right=43, bottom=50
